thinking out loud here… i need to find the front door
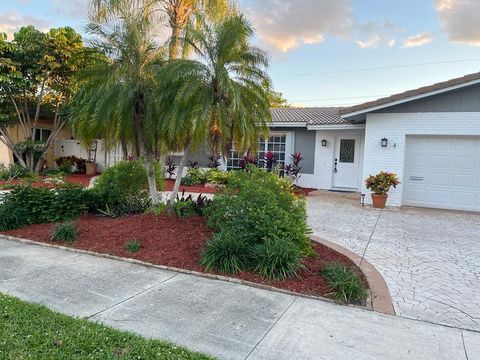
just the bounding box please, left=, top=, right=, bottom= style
left=333, top=135, right=360, bottom=188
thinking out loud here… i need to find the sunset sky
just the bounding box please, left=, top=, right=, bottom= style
left=2, top=0, right=480, bottom=107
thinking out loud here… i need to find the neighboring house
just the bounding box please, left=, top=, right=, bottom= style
left=0, top=119, right=73, bottom=168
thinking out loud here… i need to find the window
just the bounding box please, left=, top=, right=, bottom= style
left=227, top=133, right=289, bottom=170
left=339, top=139, right=355, bottom=163
left=33, top=128, right=52, bottom=142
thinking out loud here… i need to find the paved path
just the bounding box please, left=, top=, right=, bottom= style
left=1, top=238, right=479, bottom=360
left=307, top=195, right=480, bottom=332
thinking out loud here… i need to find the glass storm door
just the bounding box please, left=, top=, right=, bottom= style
left=333, top=135, right=360, bottom=188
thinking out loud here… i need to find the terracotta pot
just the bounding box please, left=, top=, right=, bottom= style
left=86, top=162, right=97, bottom=176
left=371, top=194, right=388, bottom=209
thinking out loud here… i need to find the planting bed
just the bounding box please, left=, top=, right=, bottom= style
left=163, top=179, right=316, bottom=196
left=1, top=213, right=365, bottom=299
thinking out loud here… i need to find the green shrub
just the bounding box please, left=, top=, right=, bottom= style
left=181, top=168, right=207, bottom=186
left=200, top=231, right=249, bottom=275
left=172, top=199, right=198, bottom=219
left=204, top=169, right=230, bottom=185
left=51, top=221, right=79, bottom=243
left=93, top=160, right=163, bottom=211
left=201, top=167, right=312, bottom=280
left=172, top=193, right=212, bottom=218
left=98, top=196, right=150, bottom=218
left=0, top=163, right=28, bottom=181
left=322, top=263, right=368, bottom=304
left=145, top=203, right=166, bottom=215
left=2, top=184, right=93, bottom=225
left=125, top=239, right=141, bottom=253
left=0, top=201, right=26, bottom=231
left=54, top=184, right=92, bottom=221
left=205, top=167, right=312, bottom=254
left=252, top=238, right=304, bottom=280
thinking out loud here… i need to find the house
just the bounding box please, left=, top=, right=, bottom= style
left=262, top=71, right=480, bottom=212
left=0, top=119, right=73, bottom=168
left=3, top=71, right=479, bottom=212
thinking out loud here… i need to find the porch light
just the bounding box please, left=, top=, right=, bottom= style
left=381, top=138, right=388, bottom=147
left=321, top=139, right=327, bottom=147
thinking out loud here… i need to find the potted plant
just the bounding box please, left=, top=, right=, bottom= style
left=365, top=171, right=400, bottom=209
left=86, top=160, right=97, bottom=175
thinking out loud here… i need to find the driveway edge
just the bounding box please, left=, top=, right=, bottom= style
left=311, top=235, right=395, bottom=315
left=1, top=234, right=374, bottom=313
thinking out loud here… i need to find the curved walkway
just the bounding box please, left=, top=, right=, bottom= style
left=1, top=237, right=478, bottom=359
left=307, top=195, right=480, bottom=332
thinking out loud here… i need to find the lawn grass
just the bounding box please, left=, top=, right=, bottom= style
left=0, top=293, right=215, bottom=360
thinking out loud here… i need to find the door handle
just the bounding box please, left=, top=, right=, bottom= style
left=334, top=158, right=338, bottom=173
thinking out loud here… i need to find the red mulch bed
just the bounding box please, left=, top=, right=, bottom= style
left=0, top=173, right=95, bottom=189
left=1, top=213, right=363, bottom=298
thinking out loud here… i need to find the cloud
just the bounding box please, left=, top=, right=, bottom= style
left=243, top=0, right=355, bottom=52
left=402, top=32, right=434, bottom=47
left=435, top=0, right=480, bottom=45
left=52, top=0, right=89, bottom=18
left=354, top=20, right=400, bottom=49
left=356, top=35, right=381, bottom=49
left=0, top=12, right=50, bottom=40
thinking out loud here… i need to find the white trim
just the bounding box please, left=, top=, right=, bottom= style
left=341, top=78, right=480, bottom=118
left=307, top=124, right=365, bottom=131
left=271, top=122, right=307, bottom=128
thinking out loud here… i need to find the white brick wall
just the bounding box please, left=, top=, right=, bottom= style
left=363, top=112, right=480, bottom=206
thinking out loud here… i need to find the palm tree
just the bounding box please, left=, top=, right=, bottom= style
left=90, top=0, right=233, bottom=59
left=156, top=14, right=272, bottom=204
left=72, top=1, right=166, bottom=205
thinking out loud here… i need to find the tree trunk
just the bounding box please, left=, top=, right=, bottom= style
left=168, top=145, right=189, bottom=207
left=121, top=139, right=129, bottom=160
left=169, top=26, right=181, bottom=60
left=144, top=154, right=160, bottom=206
left=158, top=153, right=167, bottom=181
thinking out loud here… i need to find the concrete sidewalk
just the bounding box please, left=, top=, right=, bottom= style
left=0, top=237, right=478, bottom=360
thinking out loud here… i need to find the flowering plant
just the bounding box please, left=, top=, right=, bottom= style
left=365, top=171, right=400, bottom=195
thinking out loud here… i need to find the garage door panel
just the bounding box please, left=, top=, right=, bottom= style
left=454, top=138, right=477, bottom=152
left=407, top=154, right=430, bottom=168
left=454, top=156, right=477, bottom=169
left=404, top=188, right=426, bottom=202
left=404, top=136, right=480, bottom=212
left=453, top=174, right=476, bottom=187
left=430, top=155, right=452, bottom=168
left=429, top=172, right=451, bottom=186
left=451, top=191, right=477, bottom=206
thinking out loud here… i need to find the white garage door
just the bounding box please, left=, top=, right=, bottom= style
left=404, top=136, right=480, bottom=212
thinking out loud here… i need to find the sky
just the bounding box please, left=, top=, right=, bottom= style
left=2, top=0, right=480, bottom=107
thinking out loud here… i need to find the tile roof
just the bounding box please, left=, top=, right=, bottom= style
left=341, top=71, right=480, bottom=115
left=271, top=107, right=349, bottom=126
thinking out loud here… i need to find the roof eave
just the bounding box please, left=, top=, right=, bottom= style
left=341, top=78, right=480, bottom=119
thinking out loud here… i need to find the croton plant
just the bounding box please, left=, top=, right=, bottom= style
left=365, top=171, right=400, bottom=196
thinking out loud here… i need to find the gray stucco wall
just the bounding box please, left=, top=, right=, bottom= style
left=169, top=126, right=317, bottom=174
left=377, top=83, right=480, bottom=113
left=272, top=127, right=316, bottom=174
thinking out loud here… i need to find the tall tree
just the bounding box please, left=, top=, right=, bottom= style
left=157, top=14, right=272, bottom=204
left=72, top=2, right=166, bottom=205
left=0, top=27, right=85, bottom=173
left=264, top=81, right=290, bottom=108
left=91, top=0, right=233, bottom=60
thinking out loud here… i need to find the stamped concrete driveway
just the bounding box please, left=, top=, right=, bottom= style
left=307, top=194, right=480, bottom=331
